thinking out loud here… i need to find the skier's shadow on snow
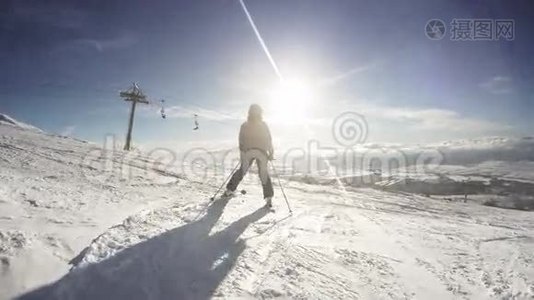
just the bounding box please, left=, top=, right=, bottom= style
left=18, top=197, right=269, bottom=300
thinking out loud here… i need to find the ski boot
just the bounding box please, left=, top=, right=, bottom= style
left=222, top=189, right=235, bottom=198
left=264, top=196, right=273, bottom=208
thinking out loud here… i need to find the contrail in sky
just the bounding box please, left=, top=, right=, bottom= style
left=239, top=0, right=283, bottom=80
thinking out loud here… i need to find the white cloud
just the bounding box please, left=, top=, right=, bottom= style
left=51, top=34, right=138, bottom=55
left=74, top=34, right=137, bottom=52
left=321, top=61, right=381, bottom=87
left=351, top=103, right=511, bottom=133
left=480, top=76, right=514, bottom=94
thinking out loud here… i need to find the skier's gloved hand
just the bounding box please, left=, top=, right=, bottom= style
left=268, top=151, right=274, bottom=161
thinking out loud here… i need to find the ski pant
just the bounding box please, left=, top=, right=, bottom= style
left=226, top=149, right=274, bottom=198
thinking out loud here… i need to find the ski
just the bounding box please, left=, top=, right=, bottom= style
left=264, top=202, right=275, bottom=212
left=210, top=189, right=246, bottom=202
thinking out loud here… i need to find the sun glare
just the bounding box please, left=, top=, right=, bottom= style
left=267, top=78, right=314, bottom=124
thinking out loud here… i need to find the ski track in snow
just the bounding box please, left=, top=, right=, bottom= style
left=1, top=121, right=534, bottom=299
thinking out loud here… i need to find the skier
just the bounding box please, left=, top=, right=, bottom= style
left=223, top=104, right=274, bottom=207
left=193, top=114, right=199, bottom=130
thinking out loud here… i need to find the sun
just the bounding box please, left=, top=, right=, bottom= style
left=266, top=78, right=314, bottom=124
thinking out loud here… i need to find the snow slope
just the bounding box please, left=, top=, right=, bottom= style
left=0, top=114, right=42, bottom=133
left=1, top=116, right=533, bottom=299
left=0, top=119, right=185, bottom=299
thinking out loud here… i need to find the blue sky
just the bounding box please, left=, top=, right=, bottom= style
left=0, top=0, right=532, bottom=150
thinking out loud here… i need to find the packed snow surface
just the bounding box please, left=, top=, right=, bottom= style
left=1, top=115, right=533, bottom=299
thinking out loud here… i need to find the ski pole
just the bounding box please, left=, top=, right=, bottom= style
left=270, top=161, right=292, bottom=213
left=210, top=162, right=240, bottom=201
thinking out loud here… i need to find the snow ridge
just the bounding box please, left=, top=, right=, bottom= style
left=0, top=113, right=43, bottom=132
